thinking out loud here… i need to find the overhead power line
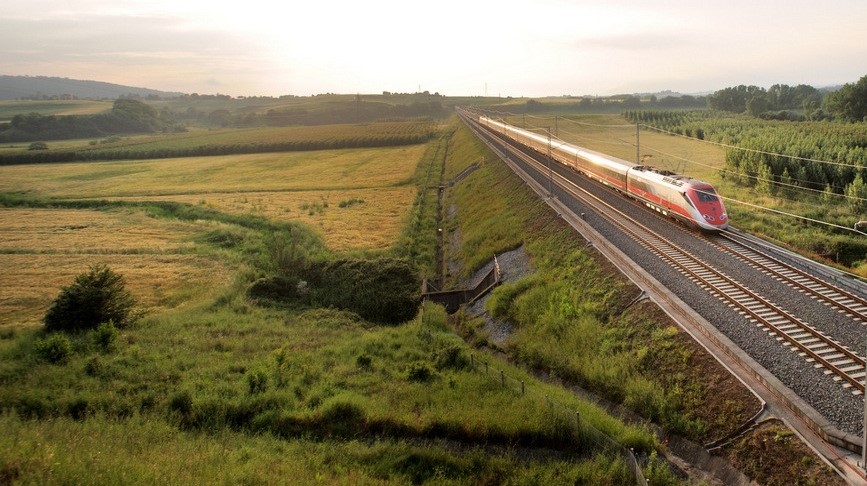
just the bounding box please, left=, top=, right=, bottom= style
left=640, top=124, right=865, bottom=170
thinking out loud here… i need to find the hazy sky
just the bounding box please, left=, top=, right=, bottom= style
left=3, top=0, right=867, bottom=97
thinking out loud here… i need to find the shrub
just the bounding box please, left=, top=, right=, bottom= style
left=28, top=141, right=48, bottom=150
left=35, top=333, right=73, bottom=364
left=93, top=321, right=118, bottom=352
left=356, top=354, right=372, bottom=370
left=407, top=362, right=433, bottom=382
left=247, top=275, right=307, bottom=304
left=433, top=344, right=469, bottom=371
left=44, top=264, right=137, bottom=332
left=304, top=257, right=420, bottom=324
left=169, top=390, right=193, bottom=416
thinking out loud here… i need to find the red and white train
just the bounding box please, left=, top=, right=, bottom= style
left=478, top=115, right=728, bottom=231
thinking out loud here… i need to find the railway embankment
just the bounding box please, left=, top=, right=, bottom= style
left=452, top=112, right=856, bottom=482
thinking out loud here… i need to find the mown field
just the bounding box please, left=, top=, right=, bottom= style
left=0, top=115, right=671, bottom=484
left=0, top=144, right=424, bottom=252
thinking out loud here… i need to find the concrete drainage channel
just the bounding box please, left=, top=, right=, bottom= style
left=421, top=256, right=500, bottom=313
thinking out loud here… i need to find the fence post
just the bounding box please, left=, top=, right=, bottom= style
left=576, top=411, right=580, bottom=426
left=485, top=361, right=488, bottom=374
left=470, top=353, right=474, bottom=368
left=521, top=381, right=525, bottom=395
left=500, top=369, right=505, bottom=386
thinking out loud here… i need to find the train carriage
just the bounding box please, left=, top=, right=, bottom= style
left=477, top=114, right=728, bottom=231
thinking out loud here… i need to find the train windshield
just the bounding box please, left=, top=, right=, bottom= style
left=695, top=187, right=718, bottom=203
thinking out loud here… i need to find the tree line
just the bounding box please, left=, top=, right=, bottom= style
left=180, top=101, right=447, bottom=128
left=0, top=99, right=183, bottom=143
left=705, top=75, right=867, bottom=122
left=0, top=99, right=447, bottom=143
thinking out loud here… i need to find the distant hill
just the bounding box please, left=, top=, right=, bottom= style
left=0, top=75, right=185, bottom=100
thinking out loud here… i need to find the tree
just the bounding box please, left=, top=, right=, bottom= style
left=707, top=85, right=766, bottom=113
left=44, top=264, right=137, bottom=332
left=746, top=96, right=770, bottom=117
left=846, top=173, right=867, bottom=212
left=755, top=162, right=774, bottom=195
left=824, top=74, right=867, bottom=122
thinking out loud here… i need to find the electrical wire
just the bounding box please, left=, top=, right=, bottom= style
left=639, top=144, right=865, bottom=202
left=640, top=124, right=866, bottom=170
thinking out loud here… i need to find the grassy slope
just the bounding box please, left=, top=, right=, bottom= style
left=0, top=117, right=665, bottom=484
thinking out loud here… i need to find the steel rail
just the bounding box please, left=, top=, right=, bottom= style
left=712, top=230, right=867, bottom=324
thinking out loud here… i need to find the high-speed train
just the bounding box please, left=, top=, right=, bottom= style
left=477, top=115, right=728, bottom=231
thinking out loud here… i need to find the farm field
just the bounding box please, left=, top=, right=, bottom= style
left=0, top=143, right=424, bottom=251
left=0, top=207, right=229, bottom=327
left=0, top=120, right=436, bottom=156
left=0, top=147, right=423, bottom=198
left=0, top=100, right=112, bottom=121
left=112, top=187, right=415, bottom=251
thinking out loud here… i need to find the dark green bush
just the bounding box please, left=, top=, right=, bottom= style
left=407, top=362, right=433, bottom=382
left=44, top=264, right=137, bottom=332
left=433, top=344, right=469, bottom=371
left=93, top=321, right=118, bottom=352
left=304, top=257, right=419, bottom=324
left=356, top=354, right=372, bottom=370
left=247, top=275, right=307, bottom=304
left=35, top=333, right=73, bottom=364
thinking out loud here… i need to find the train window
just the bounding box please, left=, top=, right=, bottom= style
left=695, top=187, right=718, bottom=203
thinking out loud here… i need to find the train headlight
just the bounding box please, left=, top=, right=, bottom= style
left=720, top=213, right=727, bottom=220
left=703, top=214, right=715, bottom=221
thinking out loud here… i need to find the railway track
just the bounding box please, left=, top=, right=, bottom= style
left=710, top=230, right=867, bottom=325
left=477, top=121, right=866, bottom=396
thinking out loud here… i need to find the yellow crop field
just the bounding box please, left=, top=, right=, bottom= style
left=0, top=146, right=424, bottom=198
left=115, top=186, right=416, bottom=251
left=1, top=253, right=228, bottom=328
left=0, top=208, right=230, bottom=328
left=0, top=143, right=426, bottom=251
left=0, top=208, right=204, bottom=253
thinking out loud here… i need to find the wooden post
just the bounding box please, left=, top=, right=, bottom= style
left=521, top=381, right=525, bottom=395
left=500, top=369, right=505, bottom=386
